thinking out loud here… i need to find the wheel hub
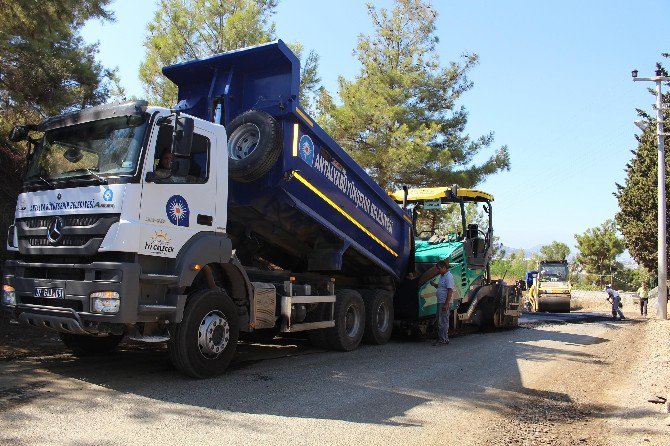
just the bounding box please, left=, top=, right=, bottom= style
left=198, top=310, right=230, bottom=358
left=376, top=302, right=390, bottom=332
left=344, top=305, right=361, bottom=337
left=228, top=123, right=260, bottom=160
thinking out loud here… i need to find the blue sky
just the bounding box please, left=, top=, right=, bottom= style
left=81, top=0, right=670, bottom=251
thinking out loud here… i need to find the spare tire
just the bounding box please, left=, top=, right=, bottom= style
left=227, top=109, right=283, bottom=182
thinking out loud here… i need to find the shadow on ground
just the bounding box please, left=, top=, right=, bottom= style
left=0, top=314, right=655, bottom=431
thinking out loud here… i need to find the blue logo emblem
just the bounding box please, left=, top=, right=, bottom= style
left=166, top=195, right=190, bottom=227
left=299, top=135, right=315, bottom=166
left=102, top=189, right=113, bottom=202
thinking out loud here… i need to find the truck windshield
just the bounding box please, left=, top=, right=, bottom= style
left=25, top=115, right=149, bottom=184
left=540, top=265, right=568, bottom=281
left=414, top=202, right=488, bottom=240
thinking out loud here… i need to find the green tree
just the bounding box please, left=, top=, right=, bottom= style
left=317, top=0, right=510, bottom=190
left=616, top=54, right=669, bottom=275
left=0, top=0, right=115, bottom=261
left=490, top=249, right=532, bottom=280
left=139, top=0, right=320, bottom=112
left=539, top=241, right=571, bottom=261
left=574, top=220, right=625, bottom=286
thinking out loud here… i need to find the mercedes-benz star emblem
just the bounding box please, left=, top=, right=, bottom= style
left=46, top=216, right=65, bottom=245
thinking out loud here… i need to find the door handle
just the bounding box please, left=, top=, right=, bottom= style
left=197, top=214, right=213, bottom=226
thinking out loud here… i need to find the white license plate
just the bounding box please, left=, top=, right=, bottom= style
left=34, top=287, right=64, bottom=299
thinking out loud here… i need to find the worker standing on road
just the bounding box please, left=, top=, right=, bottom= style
left=605, top=284, right=625, bottom=321
left=430, top=260, right=454, bottom=345
left=637, top=282, right=649, bottom=317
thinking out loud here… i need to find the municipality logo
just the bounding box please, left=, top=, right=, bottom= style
left=102, top=189, right=113, bottom=202
left=166, top=195, right=190, bottom=227
left=299, top=134, right=315, bottom=166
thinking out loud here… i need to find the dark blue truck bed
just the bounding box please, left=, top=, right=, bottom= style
left=163, top=40, right=412, bottom=280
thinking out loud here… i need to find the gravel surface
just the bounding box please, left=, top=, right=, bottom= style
left=0, top=313, right=668, bottom=445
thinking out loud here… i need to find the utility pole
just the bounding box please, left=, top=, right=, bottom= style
left=632, top=68, right=669, bottom=320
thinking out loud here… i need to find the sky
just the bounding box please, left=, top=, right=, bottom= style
left=81, top=0, right=670, bottom=252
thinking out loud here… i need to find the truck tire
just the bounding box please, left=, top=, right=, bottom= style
left=325, top=289, right=366, bottom=351
left=362, top=289, right=394, bottom=345
left=59, top=333, right=123, bottom=356
left=168, top=288, right=239, bottom=378
left=227, top=109, right=283, bottom=182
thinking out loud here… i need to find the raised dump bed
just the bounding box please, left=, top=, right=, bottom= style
left=163, top=40, right=412, bottom=280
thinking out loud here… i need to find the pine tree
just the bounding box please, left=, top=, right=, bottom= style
left=139, top=0, right=320, bottom=112
left=317, top=0, right=510, bottom=190
left=616, top=54, right=670, bottom=274
left=539, top=241, right=571, bottom=261
left=0, top=0, right=115, bottom=261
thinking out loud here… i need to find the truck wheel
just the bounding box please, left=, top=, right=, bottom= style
left=59, top=333, right=123, bottom=356
left=168, top=288, right=239, bottom=378
left=227, top=109, right=283, bottom=182
left=362, top=289, right=394, bottom=345
left=326, top=289, right=366, bottom=351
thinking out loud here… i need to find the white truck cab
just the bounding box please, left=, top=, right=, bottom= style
left=3, top=102, right=257, bottom=375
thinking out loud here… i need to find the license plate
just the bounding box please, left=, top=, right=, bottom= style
left=34, top=287, right=64, bottom=299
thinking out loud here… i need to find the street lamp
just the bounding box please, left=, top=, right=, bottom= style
left=632, top=68, right=670, bottom=320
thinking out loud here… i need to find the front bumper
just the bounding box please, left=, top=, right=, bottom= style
left=3, top=258, right=141, bottom=334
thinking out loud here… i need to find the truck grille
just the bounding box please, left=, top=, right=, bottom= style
left=25, top=215, right=100, bottom=228
left=28, top=235, right=90, bottom=247
left=23, top=267, right=85, bottom=281
left=16, top=214, right=120, bottom=256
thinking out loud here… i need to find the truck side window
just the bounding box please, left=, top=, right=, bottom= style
left=153, top=124, right=210, bottom=184
left=188, top=133, right=210, bottom=184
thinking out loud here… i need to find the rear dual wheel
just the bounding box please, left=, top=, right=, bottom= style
left=362, top=289, right=394, bottom=345
left=325, top=289, right=366, bottom=351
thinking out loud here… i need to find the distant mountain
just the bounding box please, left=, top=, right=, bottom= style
left=500, top=245, right=543, bottom=258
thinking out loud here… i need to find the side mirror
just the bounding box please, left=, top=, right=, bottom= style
left=172, top=116, right=194, bottom=157
left=9, top=125, right=29, bottom=142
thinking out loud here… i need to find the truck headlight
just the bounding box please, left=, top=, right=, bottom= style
left=90, top=291, right=120, bottom=314
left=2, top=285, right=16, bottom=306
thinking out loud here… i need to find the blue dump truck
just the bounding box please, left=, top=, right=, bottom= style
left=2, top=41, right=520, bottom=377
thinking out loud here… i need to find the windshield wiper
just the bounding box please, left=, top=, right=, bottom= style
left=67, top=168, right=108, bottom=184
left=37, top=176, right=55, bottom=188
left=84, top=168, right=107, bottom=184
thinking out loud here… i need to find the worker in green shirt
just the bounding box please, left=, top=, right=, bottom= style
left=637, top=282, right=649, bottom=316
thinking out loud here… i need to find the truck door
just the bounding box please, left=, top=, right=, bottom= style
left=139, top=118, right=219, bottom=258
